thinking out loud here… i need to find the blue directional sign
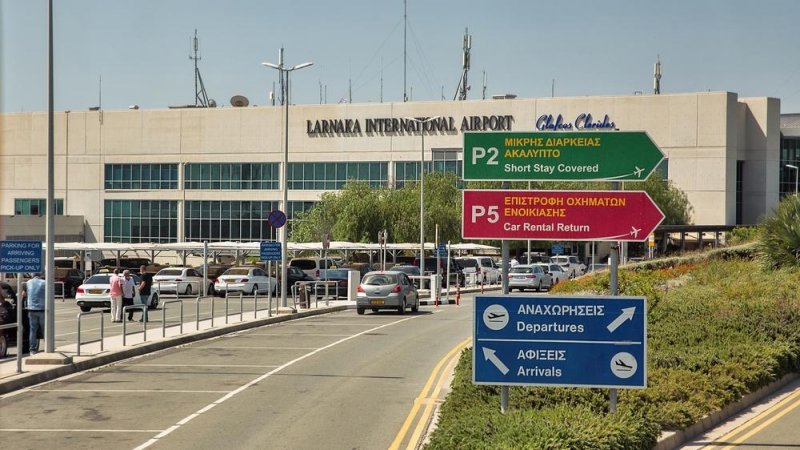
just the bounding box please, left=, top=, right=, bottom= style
left=0, top=240, right=42, bottom=273
left=437, top=244, right=448, bottom=258
left=473, top=295, right=646, bottom=389
left=260, top=241, right=281, bottom=261
left=551, top=244, right=564, bottom=255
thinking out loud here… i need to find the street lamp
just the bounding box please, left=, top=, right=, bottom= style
left=407, top=116, right=440, bottom=289
left=262, top=57, right=313, bottom=307
left=786, top=164, right=799, bottom=195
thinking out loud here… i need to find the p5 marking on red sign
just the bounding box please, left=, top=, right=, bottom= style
left=462, top=190, right=664, bottom=242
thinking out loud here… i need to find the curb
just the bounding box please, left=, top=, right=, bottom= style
left=654, top=372, right=799, bottom=449
left=0, top=305, right=348, bottom=396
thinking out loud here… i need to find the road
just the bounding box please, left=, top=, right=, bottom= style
left=0, top=292, right=499, bottom=449
left=680, top=377, right=800, bottom=450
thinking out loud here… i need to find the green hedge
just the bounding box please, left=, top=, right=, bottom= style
left=426, top=255, right=800, bottom=448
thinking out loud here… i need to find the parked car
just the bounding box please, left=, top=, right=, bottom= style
left=195, top=264, right=232, bottom=295
left=412, top=257, right=465, bottom=287
left=550, top=255, right=586, bottom=278
left=356, top=271, right=419, bottom=315
left=0, top=281, right=28, bottom=357
left=289, top=257, right=340, bottom=279
left=214, top=266, right=277, bottom=296
left=75, top=273, right=157, bottom=312
left=54, top=268, right=84, bottom=298
left=455, top=256, right=501, bottom=285
left=389, top=265, right=422, bottom=288
left=537, top=263, right=570, bottom=285
left=280, top=266, right=316, bottom=293
left=315, top=268, right=359, bottom=298
left=152, top=267, right=212, bottom=296
left=508, top=264, right=552, bottom=292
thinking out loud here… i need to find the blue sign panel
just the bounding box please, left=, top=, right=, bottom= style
left=473, top=295, right=646, bottom=389
left=260, top=241, right=281, bottom=261
left=551, top=244, right=564, bottom=255
left=437, top=244, right=448, bottom=258
left=0, top=240, right=43, bottom=273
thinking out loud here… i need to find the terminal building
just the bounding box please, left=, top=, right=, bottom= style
left=0, top=91, right=789, bottom=247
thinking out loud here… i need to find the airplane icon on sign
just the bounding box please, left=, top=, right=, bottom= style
left=630, top=226, right=641, bottom=238
left=487, top=312, right=506, bottom=321
left=633, top=166, right=645, bottom=177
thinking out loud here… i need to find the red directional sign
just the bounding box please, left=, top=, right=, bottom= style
left=462, top=190, right=664, bottom=242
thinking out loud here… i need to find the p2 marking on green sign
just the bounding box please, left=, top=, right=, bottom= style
left=463, top=131, right=664, bottom=182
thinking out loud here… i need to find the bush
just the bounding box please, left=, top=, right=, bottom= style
left=427, top=256, right=800, bottom=448
left=757, top=194, right=800, bottom=269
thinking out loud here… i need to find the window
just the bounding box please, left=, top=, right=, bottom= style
left=184, top=200, right=279, bottom=242
left=15, top=199, right=64, bottom=215
left=104, top=200, right=177, bottom=243
left=184, top=163, right=279, bottom=190
left=394, top=148, right=462, bottom=188
left=105, top=164, right=178, bottom=190
left=288, top=162, right=388, bottom=190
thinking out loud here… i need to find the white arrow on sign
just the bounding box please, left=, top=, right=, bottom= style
left=607, top=307, right=636, bottom=333
left=482, top=347, right=509, bottom=375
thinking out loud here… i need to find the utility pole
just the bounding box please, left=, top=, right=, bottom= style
left=654, top=55, right=662, bottom=95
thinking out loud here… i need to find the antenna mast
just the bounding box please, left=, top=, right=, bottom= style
left=403, top=0, right=408, bottom=102
left=653, top=55, right=662, bottom=95
left=278, top=47, right=286, bottom=105
left=454, top=28, right=471, bottom=101
left=190, top=29, right=210, bottom=107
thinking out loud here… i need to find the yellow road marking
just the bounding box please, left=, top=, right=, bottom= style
left=389, top=337, right=472, bottom=450
left=703, top=387, right=800, bottom=449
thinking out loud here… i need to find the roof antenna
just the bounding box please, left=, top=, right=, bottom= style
left=653, top=55, right=662, bottom=95
left=190, top=29, right=211, bottom=107
left=454, top=28, right=471, bottom=100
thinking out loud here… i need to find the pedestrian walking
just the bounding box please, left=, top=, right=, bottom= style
left=110, top=269, right=123, bottom=322
left=121, top=270, right=136, bottom=321
left=22, top=273, right=45, bottom=355
left=136, top=265, right=152, bottom=322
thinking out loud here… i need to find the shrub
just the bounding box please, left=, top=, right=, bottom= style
left=757, top=194, right=800, bottom=269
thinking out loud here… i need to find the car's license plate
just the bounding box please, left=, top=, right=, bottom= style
left=89, top=289, right=104, bottom=294
left=370, top=299, right=385, bottom=305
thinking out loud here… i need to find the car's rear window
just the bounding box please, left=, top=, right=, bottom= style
left=85, top=275, right=111, bottom=284
left=457, top=259, right=478, bottom=268
left=510, top=267, right=532, bottom=274
left=363, top=273, right=398, bottom=285
left=322, top=269, right=349, bottom=278
left=290, top=260, right=317, bottom=270
left=224, top=268, right=250, bottom=276
left=158, top=269, right=184, bottom=276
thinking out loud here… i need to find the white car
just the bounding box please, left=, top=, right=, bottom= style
left=508, top=264, right=552, bottom=292
left=455, top=256, right=501, bottom=285
left=214, top=266, right=277, bottom=296
left=152, top=267, right=212, bottom=296
left=75, top=273, right=158, bottom=312
left=550, top=256, right=586, bottom=278
left=537, top=263, right=570, bottom=286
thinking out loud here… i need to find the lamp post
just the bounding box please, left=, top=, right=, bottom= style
left=262, top=58, right=313, bottom=307
left=407, top=116, right=440, bottom=289
left=786, top=164, right=799, bottom=195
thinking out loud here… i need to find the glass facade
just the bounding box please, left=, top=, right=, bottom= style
left=394, top=161, right=462, bottom=188
left=780, top=135, right=800, bottom=199
left=105, top=164, right=178, bottom=190
left=184, top=163, right=279, bottom=190
left=15, top=198, right=64, bottom=215
left=184, top=201, right=279, bottom=242
left=104, top=200, right=178, bottom=243
left=288, top=162, right=388, bottom=189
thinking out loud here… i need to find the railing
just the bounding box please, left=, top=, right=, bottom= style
left=122, top=305, right=148, bottom=346
left=54, top=281, right=65, bottom=302
left=76, top=310, right=105, bottom=356
left=161, top=299, right=183, bottom=338
left=312, top=280, right=339, bottom=306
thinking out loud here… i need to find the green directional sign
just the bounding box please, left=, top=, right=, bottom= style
left=463, top=131, right=664, bottom=182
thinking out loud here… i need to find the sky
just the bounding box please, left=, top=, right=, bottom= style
left=2, top=0, right=800, bottom=113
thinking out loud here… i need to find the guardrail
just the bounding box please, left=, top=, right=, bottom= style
left=161, top=299, right=183, bottom=338
left=76, top=310, right=105, bottom=356
left=312, top=280, right=339, bottom=306
left=122, top=305, right=148, bottom=346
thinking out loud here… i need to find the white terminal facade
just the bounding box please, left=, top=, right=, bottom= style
left=0, top=91, right=783, bottom=245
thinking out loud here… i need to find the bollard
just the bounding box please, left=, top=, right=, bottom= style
left=480, top=274, right=485, bottom=294
left=456, top=283, right=461, bottom=306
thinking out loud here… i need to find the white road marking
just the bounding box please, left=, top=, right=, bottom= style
left=119, top=364, right=280, bottom=368
left=1, top=428, right=163, bottom=433
left=133, top=315, right=420, bottom=449
left=193, top=346, right=320, bottom=350
left=31, top=389, right=228, bottom=393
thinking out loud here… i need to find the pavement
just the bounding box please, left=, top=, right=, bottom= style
left=0, top=283, right=493, bottom=395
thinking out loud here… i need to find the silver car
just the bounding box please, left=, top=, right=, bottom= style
left=508, top=264, right=552, bottom=292
left=356, top=271, right=419, bottom=315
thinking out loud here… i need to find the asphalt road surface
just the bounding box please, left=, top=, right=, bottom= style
left=0, top=293, right=502, bottom=449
